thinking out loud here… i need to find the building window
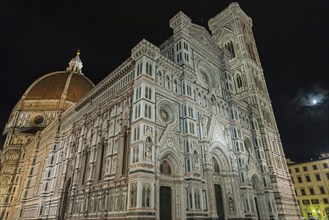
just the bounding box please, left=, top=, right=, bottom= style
left=303, top=166, right=308, bottom=171
left=297, top=176, right=302, bottom=183
left=136, top=62, right=143, bottom=76
left=309, top=188, right=315, bottom=195
left=295, top=167, right=300, bottom=173
left=315, top=174, right=321, bottom=181
left=189, top=121, right=195, bottom=135
left=98, top=142, right=106, bottom=181
left=135, top=86, right=142, bottom=100
left=323, top=163, right=328, bottom=169
left=144, top=104, right=152, bottom=119
left=305, top=175, right=311, bottom=182
left=302, top=199, right=310, bottom=205
left=186, top=84, right=192, bottom=96
left=134, top=104, right=141, bottom=119
left=195, top=191, right=201, bottom=210
left=146, top=62, right=152, bottom=76
left=236, top=75, right=243, bottom=88
left=312, top=164, right=318, bottom=170
left=225, top=41, right=235, bottom=58
left=240, top=171, right=245, bottom=183
left=311, top=199, right=319, bottom=204
left=324, top=198, right=329, bottom=204
left=319, top=186, right=325, bottom=194
left=44, top=182, right=48, bottom=192
left=133, top=127, right=140, bottom=141
left=301, top=188, right=306, bottom=195
left=202, top=190, right=208, bottom=211
left=145, top=86, right=152, bottom=100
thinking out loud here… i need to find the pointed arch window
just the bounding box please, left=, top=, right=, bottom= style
left=195, top=191, right=201, bottom=209
left=82, top=150, right=89, bottom=185
left=146, top=62, right=152, bottom=76
left=144, top=104, right=152, bottom=119
left=98, top=140, right=106, bottom=181
left=136, top=62, right=143, bottom=76
left=237, top=75, right=243, bottom=88
left=225, top=41, right=236, bottom=59
left=134, top=104, right=141, bottom=119
left=145, top=86, right=152, bottom=100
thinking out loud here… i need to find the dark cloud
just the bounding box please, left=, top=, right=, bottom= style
left=288, top=85, right=329, bottom=122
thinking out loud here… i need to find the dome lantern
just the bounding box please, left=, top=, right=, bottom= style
left=66, top=49, right=83, bottom=74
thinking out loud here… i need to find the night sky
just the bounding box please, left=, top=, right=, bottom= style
left=0, top=1, right=328, bottom=162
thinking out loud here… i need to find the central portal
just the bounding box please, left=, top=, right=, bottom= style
left=160, top=186, right=172, bottom=220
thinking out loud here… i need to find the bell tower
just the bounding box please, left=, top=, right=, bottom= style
left=208, top=3, right=301, bottom=219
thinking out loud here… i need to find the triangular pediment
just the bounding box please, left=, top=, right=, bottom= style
left=220, top=26, right=233, bottom=40
left=208, top=117, right=227, bottom=146
left=158, top=125, right=179, bottom=153
left=190, top=24, right=221, bottom=55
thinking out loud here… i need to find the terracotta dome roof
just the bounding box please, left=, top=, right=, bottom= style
left=25, top=71, right=94, bottom=102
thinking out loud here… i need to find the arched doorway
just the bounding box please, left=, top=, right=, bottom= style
left=212, top=157, right=225, bottom=220
left=159, top=160, right=172, bottom=220
left=158, top=153, right=182, bottom=220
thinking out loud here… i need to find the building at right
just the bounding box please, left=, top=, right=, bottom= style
left=288, top=153, right=329, bottom=220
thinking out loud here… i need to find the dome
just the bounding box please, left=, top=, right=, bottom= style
left=17, top=51, right=95, bottom=111
left=25, top=71, right=94, bottom=102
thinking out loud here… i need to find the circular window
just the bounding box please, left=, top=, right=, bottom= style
left=160, top=108, right=170, bottom=122
left=159, top=104, right=175, bottom=124
left=33, top=115, right=44, bottom=125
left=29, top=112, right=45, bottom=126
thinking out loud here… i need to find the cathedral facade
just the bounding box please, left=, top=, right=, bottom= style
left=0, top=3, right=301, bottom=220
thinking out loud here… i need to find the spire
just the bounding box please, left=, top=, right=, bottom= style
left=66, top=50, right=83, bottom=74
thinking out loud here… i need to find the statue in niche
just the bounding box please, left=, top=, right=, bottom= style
left=201, top=116, right=209, bottom=138
left=193, top=150, right=199, bottom=171
left=228, top=197, right=234, bottom=213
left=145, top=144, right=152, bottom=161
left=145, top=137, right=152, bottom=161
left=130, top=184, right=137, bottom=207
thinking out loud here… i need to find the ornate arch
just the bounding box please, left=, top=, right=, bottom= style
left=159, top=151, right=181, bottom=176
left=208, top=142, right=231, bottom=172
